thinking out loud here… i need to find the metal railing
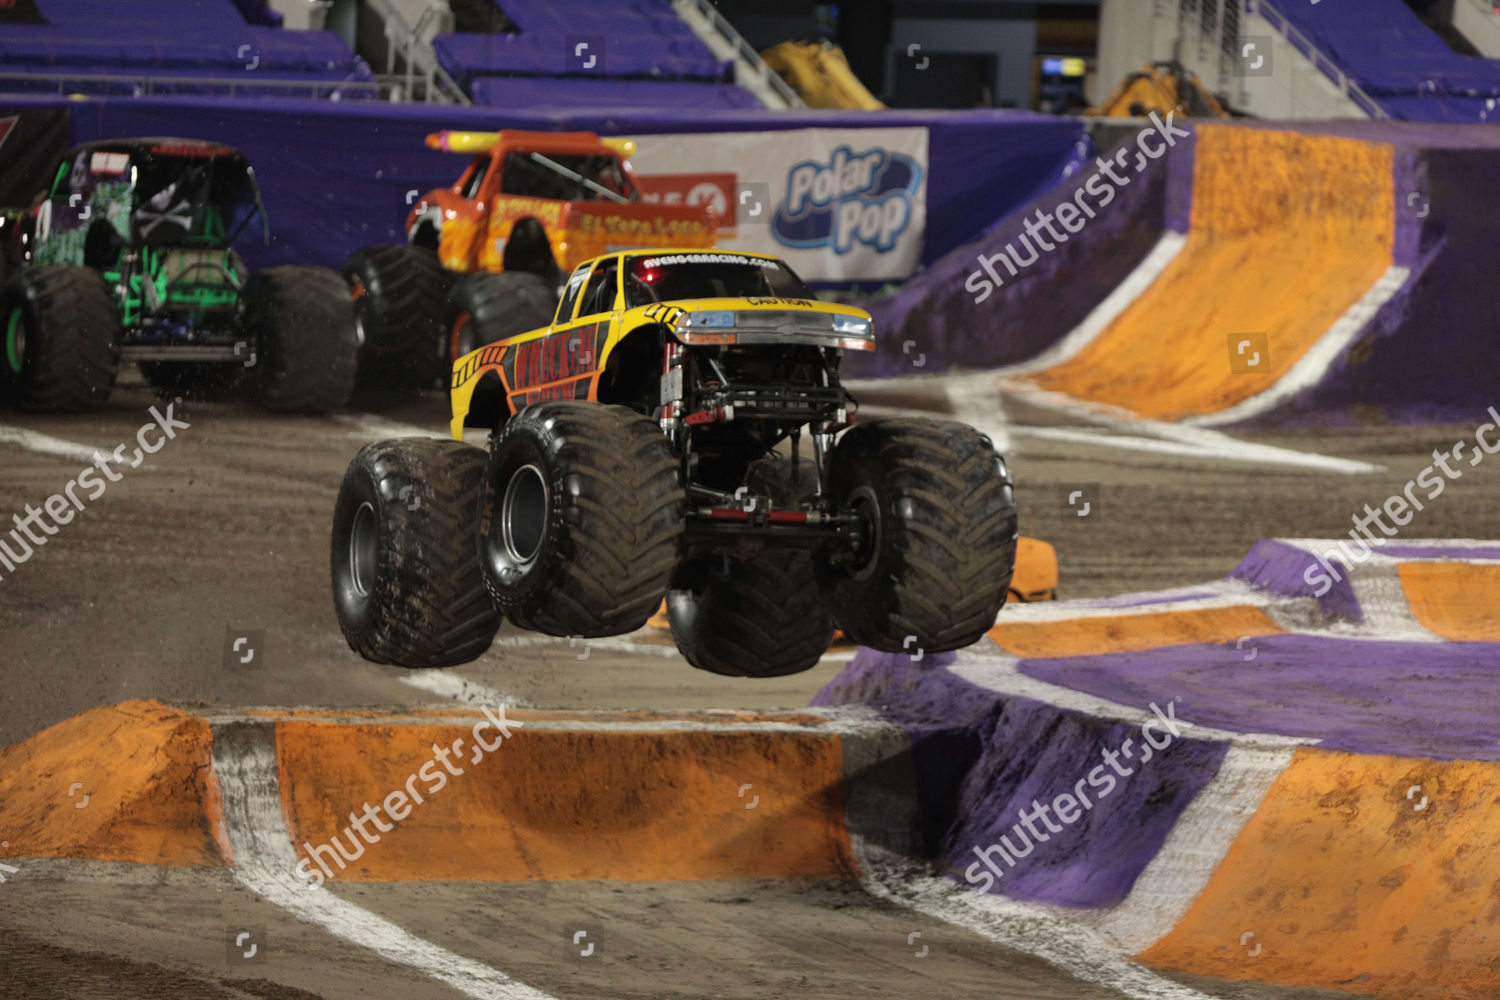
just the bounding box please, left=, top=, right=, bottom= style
left=0, top=70, right=387, bottom=101
left=366, top=0, right=470, bottom=105
left=1245, top=0, right=1389, bottom=118
left=672, top=0, right=804, bottom=109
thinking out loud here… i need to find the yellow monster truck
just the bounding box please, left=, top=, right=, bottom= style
left=332, top=249, right=1020, bottom=677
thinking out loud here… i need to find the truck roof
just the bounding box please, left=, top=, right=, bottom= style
left=424, top=130, right=629, bottom=159
left=61, top=137, right=246, bottom=161
left=617, top=249, right=786, bottom=266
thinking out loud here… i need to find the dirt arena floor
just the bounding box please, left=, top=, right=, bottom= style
left=2, top=371, right=1493, bottom=999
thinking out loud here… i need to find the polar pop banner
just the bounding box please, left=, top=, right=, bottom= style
left=628, top=127, right=929, bottom=283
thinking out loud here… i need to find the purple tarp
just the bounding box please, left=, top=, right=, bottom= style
left=1021, top=635, right=1500, bottom=761
left=814, top=649, right=1227, bottom=909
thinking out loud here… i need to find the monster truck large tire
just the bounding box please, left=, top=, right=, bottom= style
left=1, top=265, right=121, bottom=412
left=331, top=437, right=501, bottom=667
left=444, top=270, right=556, bottom=364
left=344, top=244, right=451, bottom=390
left=479, top=402, right=683, bottom=637
left=668, top=552, right=835, bottom=677
left=816, top=418, right=1018, bottom=654
left=246, top=266, right=359, bottom=414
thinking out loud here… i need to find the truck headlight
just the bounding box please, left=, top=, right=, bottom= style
left=688, top=310, right=736, bottom=328
left=832, top=314, right=871, bottom=337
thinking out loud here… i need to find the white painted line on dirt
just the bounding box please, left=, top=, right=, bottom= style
left=0, top=424, right=112, bottom=463
left=994, top=381, right=1382, bottom=475
left=1083, top=744, right=1296, bottom=953
left=855, top=842, right=1229, bottom=1000
left=398, top=671, right=529, bottom=708
left=944, top=377, right=1012, bottom=455
left=1187, top=265, right=1412, bottom=427
left=1342, top=538, right=1500, bottom=559
left=1006, top=232, right=1189, bottom=375
left=947, top=650, right=1314, bottom=750
left=494, top=631, right=685, bottom=658
left=205, top=707, right=888, bottom=737
left=334, top=413, right=449, bottom=441
left=211, top=722, right=557, bottom=1000
left=1012, top=425, right=1256, bottom=463
left=993, top=581, right=1271, bottom=624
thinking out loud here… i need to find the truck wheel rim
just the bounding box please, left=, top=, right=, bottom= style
left=501, top=464, right=547, bottom=568
left=4, top=310, right=23, bottom=374
left=349, top=501, right=379, bottom=597
left=847, top=485, right=882, bottom=582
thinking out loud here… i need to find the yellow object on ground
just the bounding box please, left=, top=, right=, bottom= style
left=1009, top=536, right=1058, bottom=602
left=762, top=40, right=884, bottom=110
left=1029, top=125, right=1395, bottom=420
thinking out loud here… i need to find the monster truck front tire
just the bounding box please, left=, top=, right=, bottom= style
left=480, top=402, right=683, bottom=637
left=816, top=418, right=1018, bottom=654
left=1, top=265, right=121, bottom=412
left=331, top=437, right=502, bottom=667
left=444, top=271, right=557, bottom=365
left=344, top=244, right=451, bottom=390
left=246, top=266, right=359, bottom=414
left=668, top=552, right=835, bottom=677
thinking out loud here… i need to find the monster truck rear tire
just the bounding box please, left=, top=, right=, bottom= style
left=344, top=245, right=451, bottom=390
left=816, top=418, right=1018, bottom=654
left=1, top=265, right=121, bottom=412
left=668, top=552, right=835, bottom=677
left=444, top=271, right=556, bottom=365
left=480, top=402, right=683, bottom=637
left=246, top=266, right=359, bottom=414
left=331, top=437, right=501, bottom=667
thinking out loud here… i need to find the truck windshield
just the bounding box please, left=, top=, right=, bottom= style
left=500, top=152, right=634, bottom=202
left=131, top=151, right=261, bottom=246
left=625, top=254, right=815, bottom=307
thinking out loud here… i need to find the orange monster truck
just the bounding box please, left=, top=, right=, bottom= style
left=343, top=130, right=718, bottom=390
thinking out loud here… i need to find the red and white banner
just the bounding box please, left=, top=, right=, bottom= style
left=627, top=127, right=929, bottom=283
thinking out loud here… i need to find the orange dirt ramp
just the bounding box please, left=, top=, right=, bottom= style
left=0, top=700, right=229, bottom=866
left=1398, top=561, right=1500, bottom=641
left=1143, top=746, right=1500, bottom=1000
left=1029, top=125, right=1395, bottom=419
left=274, top=711, right=858, bottom=883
